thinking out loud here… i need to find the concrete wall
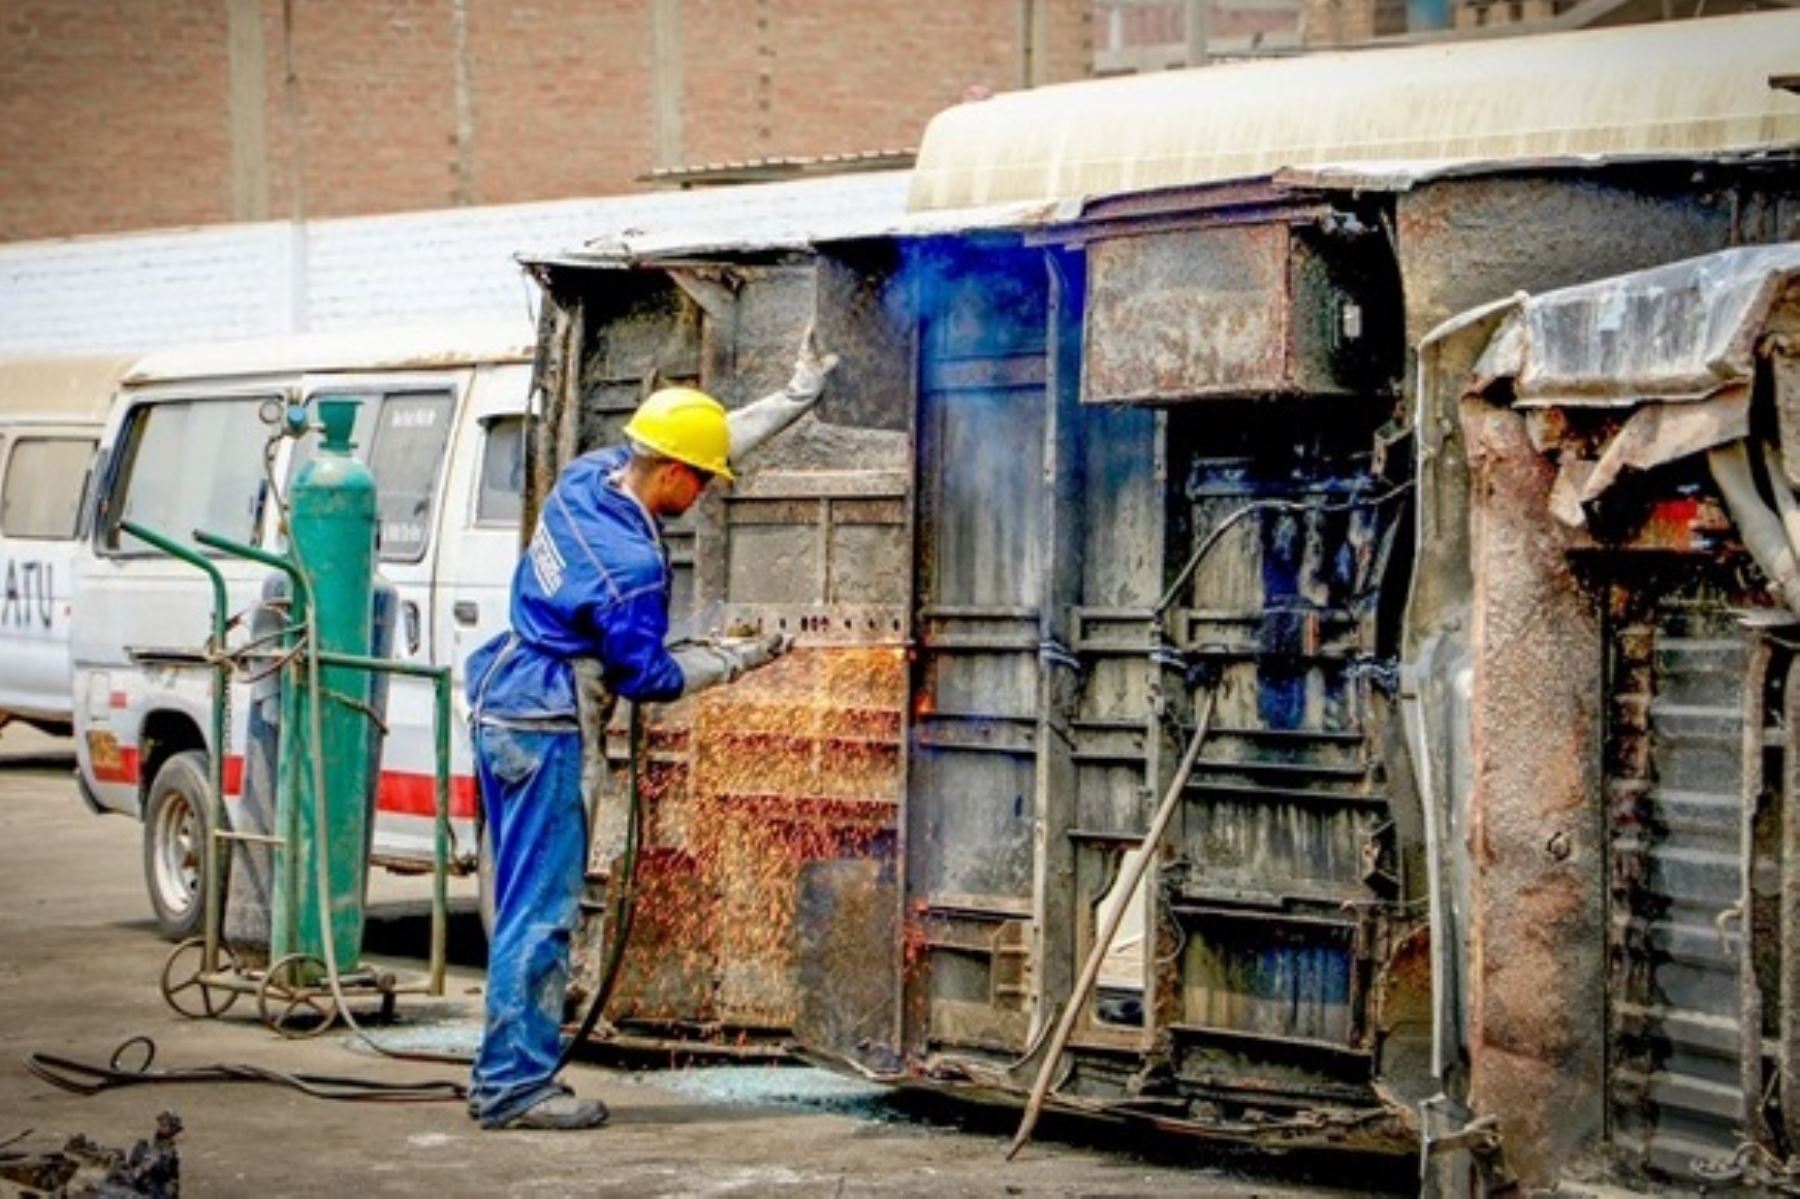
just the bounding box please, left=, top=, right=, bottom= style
left=0, top=0, right=1092, bottom=243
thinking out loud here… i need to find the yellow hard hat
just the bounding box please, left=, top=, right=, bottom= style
left=622, top=387, right=734, bottom=481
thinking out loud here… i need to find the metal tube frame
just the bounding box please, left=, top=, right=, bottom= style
left=126, top=522, right=452, bottom=999
left=121, top=521, right=231, bottom=987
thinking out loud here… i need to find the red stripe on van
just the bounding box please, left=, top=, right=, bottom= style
left=92, top=743, right=479, bottom=826
left=377, top=771, right=478, bottom=821
left=220, top=753, right=475, bottom=820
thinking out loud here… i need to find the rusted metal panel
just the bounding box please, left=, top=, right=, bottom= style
left=793, top=857, right=900, bottom=1058
left=1782, top=650, right=1800, bottom=1157
left=1393, top=162, right=1800, bottom=1193
left=1013, top=251, right=1092, bottom=1054
left=719, top=483, right=910, bottom=644
left=1177, top=917, right=1359, bottom=1045
left=1064, top=402, right=1165, bottom=1050
left=1083, top=220, right=1394, bottom=403
left=1084, top=224, right=1290, bottom=402
left=1457, top=395, right=1608, bottom=1185
left=1394, top=168, right=1748, bottom=354
left=812, top=243, right=914, bottom=434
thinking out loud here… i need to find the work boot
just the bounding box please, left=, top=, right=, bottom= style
left=494, top=1092, right=610, bottom=1131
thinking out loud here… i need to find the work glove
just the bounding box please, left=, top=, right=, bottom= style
left=728, top=325, right=840, bottom=460
left=723, top=631, right=795, bottom=675
left=784, top=323, right=841, bottom=404
left=671, top=632, right=795, bottom=697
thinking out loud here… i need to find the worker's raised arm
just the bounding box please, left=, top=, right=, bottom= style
left=727, top=325, right=840, bottom=460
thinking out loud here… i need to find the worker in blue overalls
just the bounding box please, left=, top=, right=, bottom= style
left=465, top=331, right=838, bottom=1130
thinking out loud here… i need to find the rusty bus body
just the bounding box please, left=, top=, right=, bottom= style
left=516, top=14, right=1800, bottom=1193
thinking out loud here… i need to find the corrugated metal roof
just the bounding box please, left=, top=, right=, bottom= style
left=526, top=170, right=1057, bottom=268
left=909, top=11, right=1800, bottom=211
left=562, top=171, right=912, bottom=261
left=641, top=149, right=916, bottom=187
left=0, top=355, right=139, bottom=423
left=125, top=320, right=535, bottom=386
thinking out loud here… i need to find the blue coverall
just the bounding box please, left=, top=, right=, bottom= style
left=464, top=444, right=685, bottom=1127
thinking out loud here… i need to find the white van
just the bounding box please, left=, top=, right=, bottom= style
left=0, top=356, right=138, bottom=737
left=71, top=324, right=531, bottom=937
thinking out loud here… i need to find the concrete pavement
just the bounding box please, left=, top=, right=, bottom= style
left=0, top=727, right=1390, bottom=1197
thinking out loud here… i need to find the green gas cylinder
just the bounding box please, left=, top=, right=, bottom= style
left=273, top=397, right=378, bottom=973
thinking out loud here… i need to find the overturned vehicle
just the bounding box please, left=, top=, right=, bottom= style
left=511, top=13, right=1800, bottom=1193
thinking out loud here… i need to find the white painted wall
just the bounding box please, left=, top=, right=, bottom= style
left=0, top=172, right=913, bottom=356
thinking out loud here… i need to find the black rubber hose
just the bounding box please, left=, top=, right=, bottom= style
left=25, top=1037, right=463, bottom=1104
left=554, top=702, right=645, bottom=1073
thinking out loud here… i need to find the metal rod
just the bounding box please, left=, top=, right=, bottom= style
left=193, top=528, right=302, bottom=586
left=256, top=644, right=454, bottom=994
left=194, top=525, right=307, bottom=962
left=216, top=831, right=287, bottom=846
left=237, top=644, right=447, bottom=681
left=315, top=648, right=451, bottom=681
left=429, top=669, right=451, bottom=996
left=1005, top=686, right=1218, bottom=1161
left=121, top=521, right=231, bottom=984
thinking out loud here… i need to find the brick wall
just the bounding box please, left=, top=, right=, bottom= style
left=1, top=0, right=235, bottom=239
left=0, top=0, right=1091, bottom=243
left=685, top=0, right=1080, bottom=165
left=270, top=0, right=462, bottom=219
left=462, top=0, right=656, bottom=207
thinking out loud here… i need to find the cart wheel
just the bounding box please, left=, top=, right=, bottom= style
left=159, top=937, right=240, bottom=1019
left=257, top=954, right=339, bottom=1038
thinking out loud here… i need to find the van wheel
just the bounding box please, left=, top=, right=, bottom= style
left=477, top=818, right=495, bottom=940
left=143, top=751, right=224, bottom=942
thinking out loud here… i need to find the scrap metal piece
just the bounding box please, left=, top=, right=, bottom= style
left=1475, top=243, right=1800, bottom=411
left=1548, top=387, right=1751, bottom=528
left=0, top=1113, right=182, bottom=1199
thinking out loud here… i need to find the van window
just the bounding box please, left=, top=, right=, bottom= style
left=3, top=436, right=97, bottom=539
left=476, top=416, right=525, bottom=527
left=290, top=390, right=454, bottom=564
left=365, top=391, right=454, bottom=563
left=108, top=399, right=270, bottom=554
